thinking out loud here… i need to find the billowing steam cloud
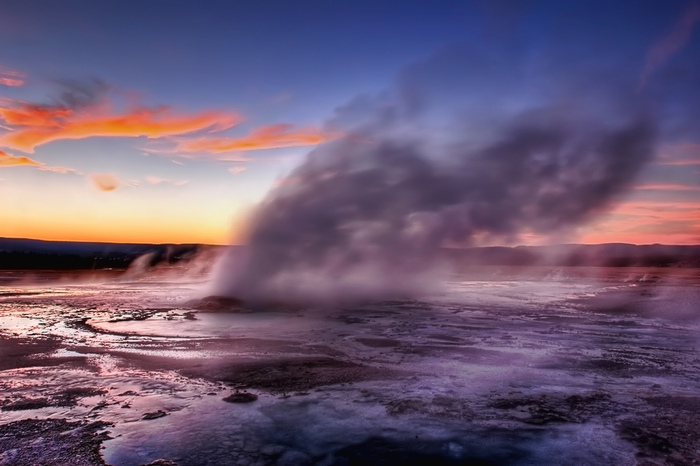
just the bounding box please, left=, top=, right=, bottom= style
left=213, top=46, right=656, bottom=303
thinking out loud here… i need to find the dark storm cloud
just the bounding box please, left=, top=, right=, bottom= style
left=213, top=46, right=657, bottom=303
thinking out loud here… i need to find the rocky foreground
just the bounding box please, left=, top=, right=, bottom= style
left=1, top=267, right=699, bottom=465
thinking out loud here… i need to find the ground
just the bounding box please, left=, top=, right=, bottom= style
left=0, top=266, right=699, bottom=465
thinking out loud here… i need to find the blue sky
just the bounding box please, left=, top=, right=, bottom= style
left=0, top=0, right=698, bottom=244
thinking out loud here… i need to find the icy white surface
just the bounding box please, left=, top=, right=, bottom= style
left=0, top=266, right=699, bottom=465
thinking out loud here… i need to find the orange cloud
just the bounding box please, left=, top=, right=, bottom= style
left=0, top=68, right=25, bottom=87
left=0, top=149, right=75, bottom=173
left=173, top=124, right=330, bottom=154
left=91, top=173, right=120, bottom=192
left=638, top=0, right=700, bottom=91
left=0, top=99, right=243, bottom=153
left=0, top=149, right=41, bottom=167
left=0, top=103, right=73, bottom=127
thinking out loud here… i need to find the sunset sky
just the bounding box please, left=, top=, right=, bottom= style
left=0, top=0, right=699, bottom=245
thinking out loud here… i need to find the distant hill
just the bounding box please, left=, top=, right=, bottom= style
left=443, top=243, right=700, bottom=268
left=0, top=238, right=699, bottom=270
left=0, top=237, right=222, bottom=270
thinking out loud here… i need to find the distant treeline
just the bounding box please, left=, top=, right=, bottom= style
left=1, top=238, right=699, bottom=270
left=0, top=237, right=215, bottom=270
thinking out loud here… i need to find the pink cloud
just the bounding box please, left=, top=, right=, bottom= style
left=654, top=143, right=700, bottom=166
left=578, top=200, right=700, bottom=244
left=0, top=68, right=25, bottom=87
left=638, top=0, right=700, bottom=91
left=145, top=175, right=188, bottom=186
left=145, top=175, right=165, bottom=185
left=228, top=166, right=247, bottom=175
left=654, top=159, right=700, bottom=166
left=633, top=183, right=700, bottom=191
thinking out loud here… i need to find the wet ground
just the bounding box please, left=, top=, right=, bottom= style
left=0, top=266, right=699, bottom=465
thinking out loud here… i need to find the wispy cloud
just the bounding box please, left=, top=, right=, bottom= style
left=606, top=200, right=700, bottom=218
left=0, top=80, right=326, bottom=168
left=638, top=0, right=700, bottom=91
left=267, top=91, right=293, bottom=104
left=0, top=96, right=243, bottom=153
left=40, top=164, right=76, bottom=174
left=145, top=175, right=189, bottom=186
left=90, top=173, right=120, bottom=192
left=172, top=124, right=330, bottom=155
left=654, top=158, right=700, bottom=166
left=0, top=149, right=40, bottom=167
left=579, top=200, right=700, bottom=244
left=273, top=175, right=301, bottom=187
left=145, top=175, right=167, bottom=185
left=663, top=142, right=700, bottom=150
left=633, top=183, right=700, bottom=191
left=654, top=143, right=700, bottom=165
left=0, top=149, right=75, bottom=173
left=0, top=68, right=25, bottom=87
left=228, top=166, right=247, bottom=175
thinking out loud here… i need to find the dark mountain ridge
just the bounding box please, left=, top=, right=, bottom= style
left=0, top=237, right=698, bottom=270
left=0, top=237, right=220, bottom=270
left=443, top=243, right=700, bottom=268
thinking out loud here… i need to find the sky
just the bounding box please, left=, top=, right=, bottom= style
left=0, top=0, right=698, bottom=246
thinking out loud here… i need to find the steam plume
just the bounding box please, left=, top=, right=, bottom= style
left=214, top=46, right=656, bottom=303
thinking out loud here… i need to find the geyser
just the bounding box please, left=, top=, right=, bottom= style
left=213, top=46, right=656, bottom=303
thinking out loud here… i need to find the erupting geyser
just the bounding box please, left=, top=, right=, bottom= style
left=213, top=46, right=656, bottom=304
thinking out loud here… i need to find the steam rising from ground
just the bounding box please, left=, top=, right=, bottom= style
left=214, top=46, right=656, bottom=303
